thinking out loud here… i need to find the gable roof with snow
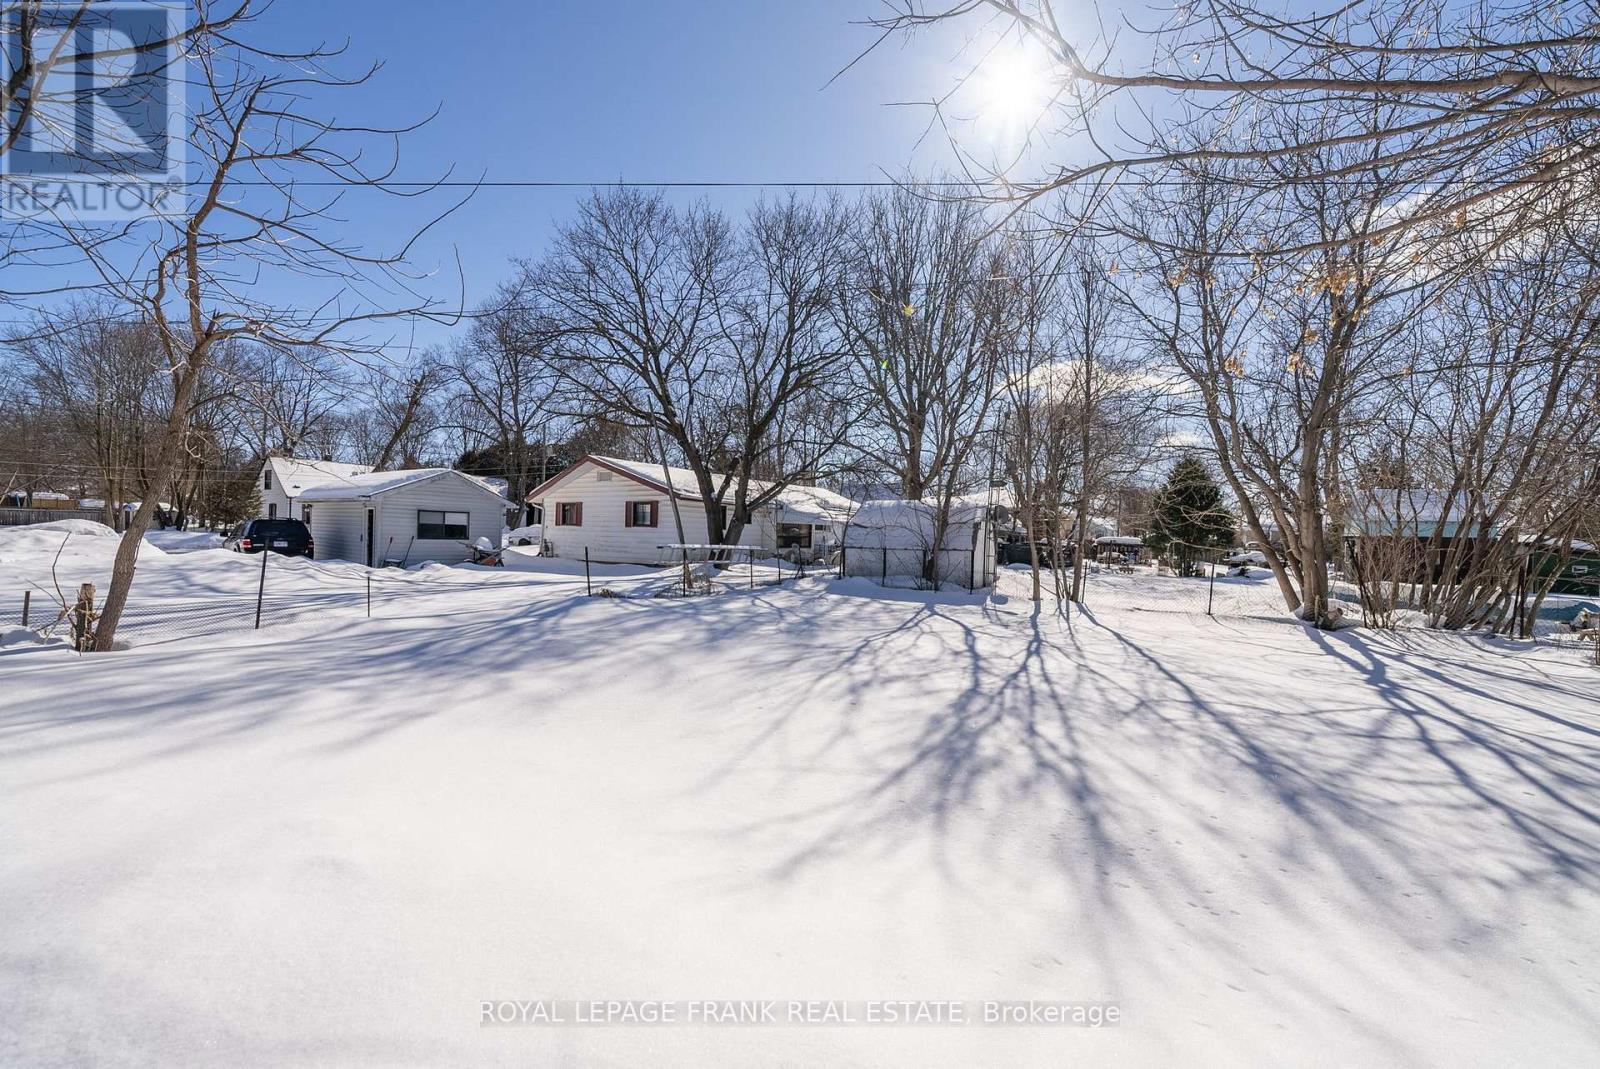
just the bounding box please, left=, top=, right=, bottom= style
left=1347, top=488, right=1501, bottom=538
left=843, top=497, right=995, bottom=549
left=297, top=468, right=513, bottom=505
left=265, top=456, right=375, bottom=499
left=526, top=455, right=858, bottom=521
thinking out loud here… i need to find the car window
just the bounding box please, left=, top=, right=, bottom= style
left=251, top=520, right=309, bottom=538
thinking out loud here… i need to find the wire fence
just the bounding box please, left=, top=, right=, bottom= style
left=837, top=545, right=989, bottom=592
left=996, top=540, right=1600, bottom=658
left=0, top=550, right=510, bottom=649
left=7, top=539, right=1597, bottom=664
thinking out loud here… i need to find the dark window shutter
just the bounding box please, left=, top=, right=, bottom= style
left=648, top=502, right=658, bottom=527
left=574, top=502, right=583, bottom=526
left=624, top=502, right=635, bottom=528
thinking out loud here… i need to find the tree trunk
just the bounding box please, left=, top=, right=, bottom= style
left=93, top=362, right=206, bottom=651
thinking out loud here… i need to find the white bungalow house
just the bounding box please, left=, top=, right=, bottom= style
left=299, top=468, right=514, bottom=567
left=526, top=454, right=858, bottom=565
left=257, top=456, right=375, bottom=522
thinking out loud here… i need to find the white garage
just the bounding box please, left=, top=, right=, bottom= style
left=299, top=468, right=513, bottom=567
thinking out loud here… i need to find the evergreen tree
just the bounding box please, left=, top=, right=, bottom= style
left=1146, top=457, right=1236, bottom=576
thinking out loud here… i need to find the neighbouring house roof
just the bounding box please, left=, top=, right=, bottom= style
left=766, top=484, right=858, bottom=525
left=297, top=467, right=512, bottom=505
left=1517, top=534, right=1599, bottom=553
left=469, top=474, right=510, bottom=498
left=1347, top=488, right=1501, bottom=539
left=526, top=455, right=858, bottom=521
left=1096, top=535, right=1145, bottom=547
left=265, top=456, right=375, bottom=499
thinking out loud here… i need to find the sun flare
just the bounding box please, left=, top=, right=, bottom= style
left=973, top=46, right=1055, bottom=138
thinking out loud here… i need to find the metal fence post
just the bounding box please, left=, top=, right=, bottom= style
left=254, top=547, right=268, bottom=629
left=366, top=572, right=372, bottom=618
left=882, top=547, right=887, bottom=584
left=1206, top=547, right=1217, bottom=616
left=584, top=547, right=592, bottom=596
left=21, top=589, right=30, bottom=628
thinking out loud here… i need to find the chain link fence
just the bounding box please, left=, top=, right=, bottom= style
left=0, top=552, right=502, bottom=649
left=996, top=539, right=1600, bottom=658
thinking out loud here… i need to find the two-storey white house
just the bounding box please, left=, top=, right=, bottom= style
left=257, top=456, right=374, bottom=522
left=526, top=454, right=858, bottom=565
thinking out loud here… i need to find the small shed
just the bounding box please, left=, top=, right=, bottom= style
left=299, top=468, right=513, bottom=567
left=1528, top=538, right=1600, bottom=597
left=842, top=497, right=998, bottom=590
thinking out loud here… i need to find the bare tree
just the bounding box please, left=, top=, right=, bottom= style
left=448, top=287, right=560, bottom=509
left=532, top=189, right=856, bottom=547
left=12, top=306, right=165, bottom=527
left=52, top=26, right=461, bottom=650
left=838, top=186, right=1013, bottom=573
left=869, top=0, right=1600, bottom=243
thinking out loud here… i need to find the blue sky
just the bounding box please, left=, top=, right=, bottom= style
left=259, top=0, right=989, bottom=347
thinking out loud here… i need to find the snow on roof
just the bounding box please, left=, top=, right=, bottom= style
left=587, top=455, right=704, bottom=498
left=1516, top=534, right=1599, bottom=552
left=1348, top=488, right=1500, bottom=536
left=266, top=456, right=375, bottom=498
left=1096, top=535, right=1145, bottom=546
left=297, top=468, right=512, bottom=504
left=768, top=483, right=858, bottom=525
left=843, top=497, right=994, bottom=550
left=533, top=455, right=858, bottom=520
left=468, top=474, right=510, bottom=497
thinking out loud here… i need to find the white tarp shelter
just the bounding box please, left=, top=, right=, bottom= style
left=841, top=497, right=998, bottom=590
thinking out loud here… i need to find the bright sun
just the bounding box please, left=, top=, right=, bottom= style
left=974, top=46, right=1055, bottom=139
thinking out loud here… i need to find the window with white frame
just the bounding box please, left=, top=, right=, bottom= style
left=417, top=510, right=469, bottom=540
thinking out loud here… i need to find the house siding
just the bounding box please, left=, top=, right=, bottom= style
left=257, top=464, right=294, bottom=520
left=536, top=465, right=713, bottom=564
left=307, top=472, right=508, bottom=565
left=309, top=501, right=366, bottom=563
left=373, top=476, right=505, bottom=565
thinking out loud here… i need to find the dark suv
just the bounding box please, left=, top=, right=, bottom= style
left=225, top=518, right=314, bottom=558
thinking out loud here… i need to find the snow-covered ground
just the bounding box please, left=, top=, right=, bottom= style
left=142, top=528, right=225, bottom=554
left=2, top=528, right=1599, bottom=1066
